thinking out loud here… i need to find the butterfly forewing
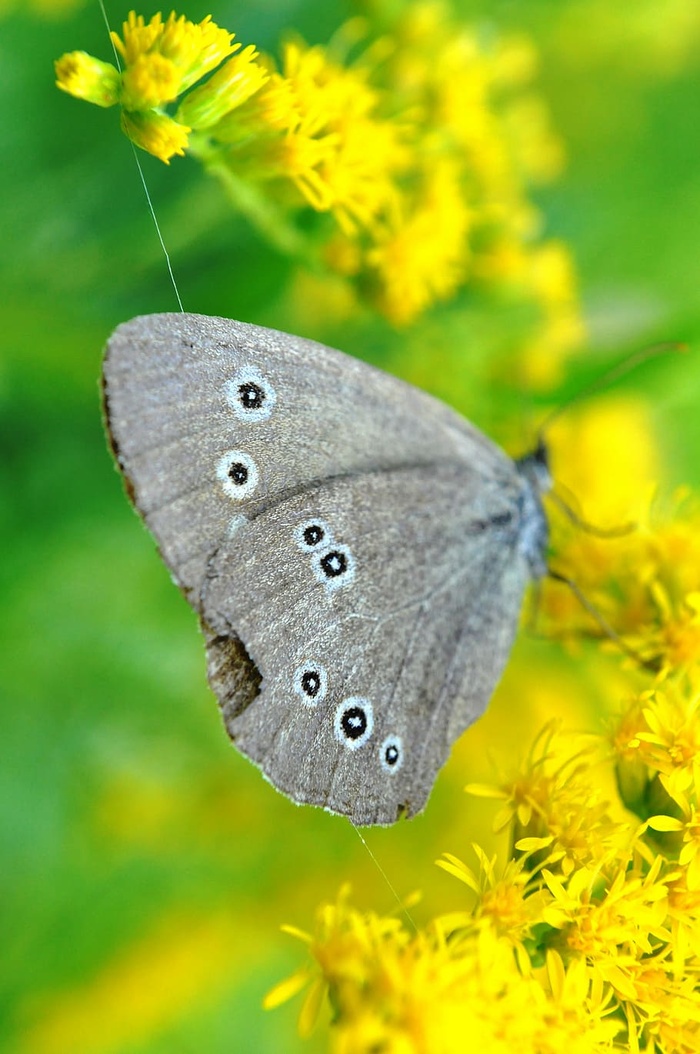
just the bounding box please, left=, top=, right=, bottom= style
left=104, top=314, right=513, bottom=599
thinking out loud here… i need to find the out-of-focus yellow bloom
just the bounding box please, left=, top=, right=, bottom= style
left=251, top=40, right=406, bottom=235
left=503, top=96, right=566, bottom=184
left=252, top=71, right=300, bottom=133
left=367, top=0, right=578, bottom=334
left=659, top=591, right=700, bottom=669
left=479, top=238, right=585, bottom=387
left=548, top=396, right=660, bottom=522
left=490, top=34, right=540, bottom=88
left=366, top=160, right=471, bottom=325
left=535, top=396, right=700, bottom=672
left=543, top=459, right=700, bottom=673
left=468, top=723, right=624, bottom=876
left=517, top=242, right=587, bottom=386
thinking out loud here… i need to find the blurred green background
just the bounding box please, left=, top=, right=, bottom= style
left=2, top=2, right=700, bottom=1052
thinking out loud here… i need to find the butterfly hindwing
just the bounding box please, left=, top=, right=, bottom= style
left=200, top=464, right=529, bottom=825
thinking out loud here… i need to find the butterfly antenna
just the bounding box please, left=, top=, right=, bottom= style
left=536, top=340, right=687, bottom=445
left=548, top=488, right=636, bottom=538
left=547, top=569, right=659, bottom=671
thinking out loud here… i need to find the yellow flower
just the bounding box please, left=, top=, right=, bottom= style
left=609, top=957, right=700, bottom=1052
left=636, top=683, right=700, bottom=781
left=254, top=69, right=300, bottom=131
left=525, top=241, right=580, bottom=311
left=55, top=12, right=243, bottom=163
left=542, top=862, right=669, bottom=967
left=55, top=51, right=120, bottom=107
left=383, top=2, right=582, bottom=338
left=468, top=722, right=623, bottom=876
left=677, top=804, right=700, bottom=889
left=666, top=870, right=700, bottom=966
left=253, top=39, right=406, bottom=235
left=121, top=110, right=190, bottom=164
left=649, top=788, right=700, bottom=890
left=269, top=39, right=379, bottom=133
left=270, top=686, right=700, bottom=1052
left=542, top=473, right=700, bottom=673
left=490, top=33, right=539, bottom=89
left=176, top=45, right=269, bottom=130
left=653, top=588, right=700, bottom=670
left=55, top=6, right=581, bottom=328
left=503, top=95, right=566, bottom=184
left=537, top=400, right=667, bottom=645
left=267, top=885, right=622, bottom=1052
left=436, top=847, right=548, bottom=952
left=498, top=240, right=586, bottom=387
left=120, top=51, right=181, bottom=111
left=265, top=485, right=700, bottom=1052
left=111, top=11, right=235, bottom=96
left=366, top=159, right=472, bottom=325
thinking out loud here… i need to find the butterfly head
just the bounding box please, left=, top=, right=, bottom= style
left=515, top=436, right=550, bottom=495
left=515, top=438, right=551, bottom=579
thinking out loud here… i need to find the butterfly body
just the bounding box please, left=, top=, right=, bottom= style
left=104, top=313, right=550, bottom=825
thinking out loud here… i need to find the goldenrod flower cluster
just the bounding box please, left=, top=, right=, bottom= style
left=265, top=409, right=699, bottom=1052
left=55, top=12, right=262, bottom=161
left=54, top=5, right=581, bottom=341
left=268, top=673, right=700, bottom=1051
left=541, top=485, right=700, bottom=678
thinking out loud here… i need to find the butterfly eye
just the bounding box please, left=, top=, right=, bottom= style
left=295, top=519, right=333, bottom=552
left=293, top=662, right=328, bottom=705
left=217, top=450, right=259, bottom=499
left=380, top=736, right=403, bottom=773
left=334, top=698, right=374, bottom=749
left=225, top=367, right=276, bottom=422
left=312, top=544, right=355, bottom=591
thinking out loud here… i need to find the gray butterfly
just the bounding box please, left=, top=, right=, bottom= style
left=103, top=313, right=550, bottom=826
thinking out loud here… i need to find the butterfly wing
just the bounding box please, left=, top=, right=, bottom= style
left=203, top=464, right=530, bottom=825
left=104, top=313, right=514, bottom=600
left=104, top=312, right=532, bottom=824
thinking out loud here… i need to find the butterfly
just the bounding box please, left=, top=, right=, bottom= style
left=103, top=313, right=550, bottom=825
